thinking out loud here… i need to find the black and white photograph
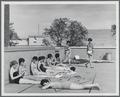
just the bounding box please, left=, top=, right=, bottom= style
left=1, top=1, right=119, bottom=96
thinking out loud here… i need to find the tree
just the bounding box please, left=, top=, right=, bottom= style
left=44, top=18, right=69, bottom=46
left=42, top=39, right=50, bottom=46
left=9, top=23, right=20, bottom=46
left=44, top=18, right=88, bottom=46
left=111, top=24, right=116, bottom=36
left=68, top=20, right=88, bottom=46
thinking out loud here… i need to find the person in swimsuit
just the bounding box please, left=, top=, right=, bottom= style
left=30, top=56, right=41, bottom=75
left=46, top=54, right=55, bottom=66
left=38, top=56, right=47, bottom=72
left=63, top=41, right=71, bottom=64
left=38, top=56, right=58, bottom=75
left=40, top=79, right=100, bottom=90
left=18, top=58, right=27, bottom=75
left=9, top=60, right=40, bottom=84
left=87, top=38, right=94, bottom=68
left=55, top=53, right=61, bottom=65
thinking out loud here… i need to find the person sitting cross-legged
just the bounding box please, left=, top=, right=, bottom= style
left=9, top=60, right=40, bottom=84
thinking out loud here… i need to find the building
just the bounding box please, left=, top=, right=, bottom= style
left=10, top=39, right=28, bottom=46
left=28, top=36, right=44, bottom=46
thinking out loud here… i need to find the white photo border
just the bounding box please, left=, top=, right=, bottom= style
left=1, top=1, right=119, bottom=96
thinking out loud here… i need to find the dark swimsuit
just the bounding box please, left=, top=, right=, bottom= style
left=40, top=64, right=47, bottom=72
left=9, top=71, right=23, bottom=84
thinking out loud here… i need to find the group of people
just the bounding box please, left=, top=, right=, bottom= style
left=29, top=53, right=77, bottom=76
left=65, top=38, right=94, bottom=68
left=9, top=53, right=76, bottom=84
left=8, top=38, right=100, bottom=90
left=9, top=58, right=100, bottom=90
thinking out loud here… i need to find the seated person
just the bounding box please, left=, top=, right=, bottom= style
left=38, top=56, right=47, bottom=72
left=18, top=58, right=27, bottom=75
left=67, top=66, right=76, bottom=75
left=9, top=60, right=40, bottom=84
left=38, top=56, right=71, bottom=76
left=37, top=55, right=75, bottom=76
left=46, top=54, right=55, bottom=66
left=30, top=56, right=40, bottom=75
left=40, top=79, right=100, bottom=90
left=37, top=56, right=58, bottom=75
left=55, top=53, right=61, bottom=65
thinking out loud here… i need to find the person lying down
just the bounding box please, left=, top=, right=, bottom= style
left=40, top=79, right=100, bottom=90
left=37, top=56, right=76, bottom=77
left=31, top=66, right=76, bottom=79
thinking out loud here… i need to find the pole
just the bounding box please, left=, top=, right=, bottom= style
left=38, top=24, right=39, bottom=35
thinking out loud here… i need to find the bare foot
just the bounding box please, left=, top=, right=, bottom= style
left=90, top=66, right=94, bottom=68
left=92, top=84, right=101, bottom=90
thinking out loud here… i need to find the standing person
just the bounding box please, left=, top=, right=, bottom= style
left=87, top=38, right=94, bottom=68
left=64, top=41, right=71, bottom=64
left=9, top=60, right=40, bottom=84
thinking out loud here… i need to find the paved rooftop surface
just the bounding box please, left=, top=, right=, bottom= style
left=4, top=62, right=116, bottom=95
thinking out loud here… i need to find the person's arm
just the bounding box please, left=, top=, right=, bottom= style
left=92, top=43, right=94, bottom=53
left=46, top=59, right=50, bottom=66
left=51, top=59, right=55, bottom=65
left=10, top=69, right=24, bottom=80
left=42, top=83, right=52, bottom=89
left=87, top=44, right=88, bottom=52
left=37, top=63, right=41, bottom=71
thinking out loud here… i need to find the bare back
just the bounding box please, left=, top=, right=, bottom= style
left=50, top=81, right=71, bottom=89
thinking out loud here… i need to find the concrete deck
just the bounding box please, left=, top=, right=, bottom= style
left=4, top=62, right=116, bottom=94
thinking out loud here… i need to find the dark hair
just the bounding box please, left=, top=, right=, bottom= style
left=42, top=56, right=45, bottom=60
left=38, top=56, right=42, bottom=61
left=19, top=58, right=25, bottom=65
left=66, top=40, right=70, bottom=44
left=10, top=60, right=18, bottom=68
left=39, top=56, right=45, bottom=61
left=32, top=56, right=38, bottom=61
left=88, top=38, right=93, bottom=41
left=40, top=79, right=49, bottom=86
left=70, top=66, right=76, bottom=71
left=55, top=53, right=60, bottom=58
left=47, top=54, right=53, bottom=59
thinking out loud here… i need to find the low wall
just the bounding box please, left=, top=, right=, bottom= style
left=4, top=46, right=116, bottom=83
left=70, top=46, right=116, bottom=61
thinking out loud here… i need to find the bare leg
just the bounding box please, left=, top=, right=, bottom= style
left=86, top=55, right=91, bottom=68
left=19, top=78, right=40, bottom=84
left=70, top=83, right=100, bottom=90
left=82, top=83, right=100, bottom=90
left=89, top=55, right=93, bottom=68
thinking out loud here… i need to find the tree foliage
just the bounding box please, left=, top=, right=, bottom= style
left=42, top=38, right=50, bottom=46
left=8, top=23, right=20, bottom=46
left=9, top=23, right=20, bottom=40
left=68, top=20, right=88, bottom=46
left=44, top=18, right=88, bottom=46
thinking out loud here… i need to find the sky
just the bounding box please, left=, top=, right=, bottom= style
left=10, top=4, right=116, bottom=38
